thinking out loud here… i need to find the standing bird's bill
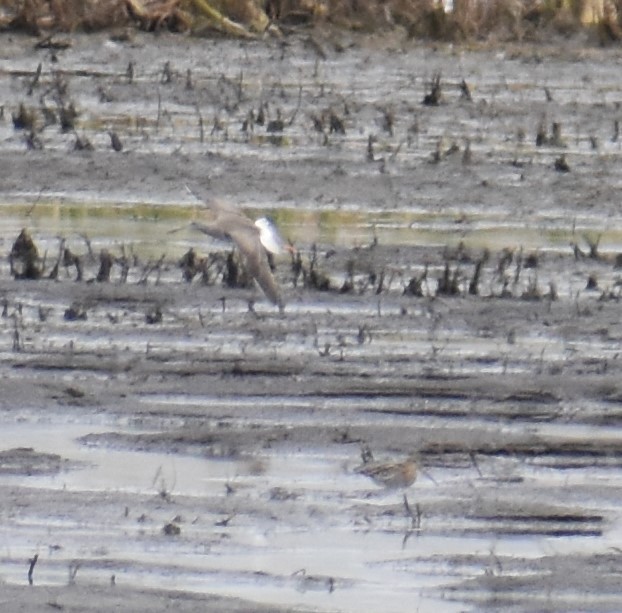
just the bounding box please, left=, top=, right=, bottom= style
left=188, top=195, right=287, bottom=312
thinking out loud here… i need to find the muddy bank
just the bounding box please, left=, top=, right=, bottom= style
left=0, top=583, right=287, bottom=613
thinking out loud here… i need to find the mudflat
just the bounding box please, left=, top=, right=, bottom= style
left=1, top=29, right=622, bottom=612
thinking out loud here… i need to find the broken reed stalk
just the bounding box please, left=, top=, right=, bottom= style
left=25, top=188, right=45, bottom=218
left=194, top=102, right=204, bottom=142
left=156, top=90, right=161, bottom=133
left=28, top=553, right=38, bottom=585
left=96, top=249, right=114, bottom=282
left=138, top=254, right=166, bottom=285
left=468, top=258, right=483, bottom=296
left=2, top=0, right=617, bottom=41
left=119, top=244, right=130, bottom=283
left=68, top=561, right=80, bottom=584
left=288, top=84, right=303, bottom=126
left=189, top=0, right=260, bottom=37
left=80, top=233, right=94, bottom=259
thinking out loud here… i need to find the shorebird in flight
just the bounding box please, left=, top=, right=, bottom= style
left=186, top=189, right=292, bottom=312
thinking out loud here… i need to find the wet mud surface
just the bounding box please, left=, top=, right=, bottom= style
left=2, top=29, right=622, bottom=612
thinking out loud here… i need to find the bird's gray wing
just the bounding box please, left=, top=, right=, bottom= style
left=190, top=206, right=256, bottom=240
left=228, top=224, right=284, bottom=308
left=190, top=208, right=284, bottom=310
left=185, top=185, right=243, bottom=218
left=201, top=197, right=244, bottom=216
left=190, top=220, right=232, bottom=243
left=186, top=185, right=243, bottom=216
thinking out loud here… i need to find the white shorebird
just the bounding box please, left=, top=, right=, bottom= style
left=186, top=189, right=292, bottom=312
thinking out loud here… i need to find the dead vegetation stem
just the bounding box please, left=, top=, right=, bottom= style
left=0, top=0, right=619, bottom=40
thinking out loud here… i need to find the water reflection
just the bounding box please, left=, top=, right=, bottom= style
left=3, top=198, right=622, bottom=259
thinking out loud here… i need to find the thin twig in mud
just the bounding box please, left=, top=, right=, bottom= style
left=118, top=244, right=130, bottom=283
left=109, top=130, right=123, bottom=152
left=402, top=529, right=415, bottom=549
left=63, top=247, right=83, bottom=282
left=156, top=90, right=161, bottom=133
left=313, top=57, right=321, bottom=79
left=211, top=114, right=225, bottom=136
left=583, top=233, right=602, bottom=259
left=161, top=61, right=173, bottom=84
left=138, top=254, right=166, bottom=285
left=27, top=553, right=38, bottom=585
left=460, top=78, right=473, bottom=102
left=26, top=187, right=46, bottom=217
left=68, top=561, right=81, bottom=585
left=236, top=71, right=244, bottom=105
left=488, top=548, right=504, bottom=575
left=96, top=249, right=114, bottom=283
left=152, top=465, right=176, bottom=500
left=469, top=451, right=483, bottom=478
left=423, top=73, right=442, bottom=106
left=152, top=465, right=165, bottom=490
left=287, top=84, right=303, bottom=127
left=215, top=514, right=236, bottom=527
left=380, top=106, right=394, bottom=136
left=79, top=233, right=94, bottom=259
left=155, top=257, right=164, bottom=285
left=389, top=139, right=405, bottom=162
left=366, top=134, right=376, bottom=162
left=513, top=247, right=523, bottom=286
left=27, top=63, right=42, bottom=96
left=537, top=347, right=546, bottom=374
left=194, top=103, right=204, bottom=143
left=375, top=269, right=385, bottom=295
left=468, top=258, right=484, bottom=296
left=40, top=248, right=48, bottom=277
left=47, top=237, right=65, bottom=281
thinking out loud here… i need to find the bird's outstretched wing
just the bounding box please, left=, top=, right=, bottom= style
left=190, top=219, right=233, bottom=243
left=201, top=197, right=244, bottom=217
left=228, top=223, right=284, bottom=310
left=191, top=219, right=283, bottom=309
left=186, top=186, right=285, bottom=311
left=186, top=185, right=240, bottom=217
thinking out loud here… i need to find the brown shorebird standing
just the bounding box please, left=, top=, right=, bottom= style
left=187, top=191, right=293, bottom=312
left=354, top=452, right=418, bottom=490
left=354, top=448, right=421, bottom=529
